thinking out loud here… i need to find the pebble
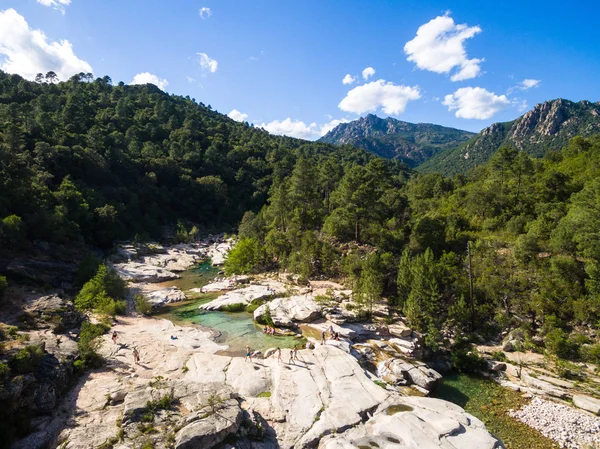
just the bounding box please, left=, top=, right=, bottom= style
left=509, top=397, right=600, bottom=448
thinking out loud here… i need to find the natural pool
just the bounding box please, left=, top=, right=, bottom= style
left=435, top=373, right=559, bottom=449
left=155, top=261, right=302, bottom=356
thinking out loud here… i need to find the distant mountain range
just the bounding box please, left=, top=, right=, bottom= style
left=321, top=99, right=600, bottom=176
left=318, top=114, right=475, bottom=168
left=419, top=99, right=600, bottom=175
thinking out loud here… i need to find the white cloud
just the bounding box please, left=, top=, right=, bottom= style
left=228, top=109, right=248, bottom=122
left=342, top=74, right=356, bottom=85
left=186, top=76, right=196, bottom=83
left=520, top=79, right=540, bottom=89
left=37, top=0, right=71, bottom=14
left=319, top=118, right=350, bottom=136
left=443, top=87, right=510, bottom=119
left=199, top=7, right=212, bottom=19
left=260, top=118, right=318, bottom=140
left=362, top=67, right=375, bottom=80
left=0, top=8, right=92, bottom=81
left=197, top=52, right=218, bottom=73
left=404, top=13, right=483, bottom=81
left=131, top=72, right=169, bottom=90
left=338, top=79, right=421, bottom=115
left=258, top=117, right=349, bottom=140
left=508, top=78, right=541, bottom=93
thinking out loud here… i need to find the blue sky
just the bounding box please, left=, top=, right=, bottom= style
left=1, top=0, right=599, bottom=138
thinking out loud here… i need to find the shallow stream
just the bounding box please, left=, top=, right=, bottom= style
left=154, top=260, right=301, bottom=355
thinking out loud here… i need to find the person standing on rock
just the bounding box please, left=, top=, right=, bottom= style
left=293, top=346, right=301, bottom=363
left=276, top=347, right=282, bottom=362
left=289, top=349, right=295, bottom=364
left=245, top=345, right=252, bottom=362
left=112, top=331, right=118, bottom=345
left=321, top=330, right=326, bottom=345
left=133, top=347, right=140, bottom=365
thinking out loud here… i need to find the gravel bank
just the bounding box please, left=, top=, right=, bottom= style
left=509, top=397, right=600, bottom=448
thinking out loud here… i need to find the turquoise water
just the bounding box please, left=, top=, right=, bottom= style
left=155, top=261, right=302, bottom=355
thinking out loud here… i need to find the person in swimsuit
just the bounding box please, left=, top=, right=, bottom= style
left=245, top=345, right=252, bottom=362
left=321, top=330, right=326, bottom=345
left=133, top=347, right=140, bottom=365
left=276, top=347, right=282, bottom=362
left=289, top=349, right=295, bottom=364
left=111, top=331, right=118, bottom=344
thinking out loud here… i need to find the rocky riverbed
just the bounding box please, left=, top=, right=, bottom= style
left=509, top=397, right=600, bottom=448
left=38, top=316, right=504, bottom=449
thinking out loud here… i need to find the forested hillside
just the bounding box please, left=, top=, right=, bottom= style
left=3, top=69, right=600, bottom=363
left=0, top=70, right=381, bottom=249
left=232, top=134, right=600, bottom=362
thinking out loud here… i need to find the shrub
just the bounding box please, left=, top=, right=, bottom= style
left=77, top=321, right=108, bottom=369
left=9, top=344, right=45, bottom=374
left=545, top=328, right=580, bottom=360
left=450, top=340, right=487, bottom=373
left=0, top=361, right=10, bottom=378
left=75, top=264, right=126, bottom=316
left=224, top=238, right=262, bottom=275
left=134, top=294, right=153, bottom=315
left=0, top=275, right=7, bottom=298
left=581, top=343, right=600, bottom=365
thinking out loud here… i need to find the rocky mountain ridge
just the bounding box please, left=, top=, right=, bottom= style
left=419, top=99, right=600, bottom=175
left=318, top=114, right=476, bottom=167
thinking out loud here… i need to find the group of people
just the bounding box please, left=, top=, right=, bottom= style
left=112, top=330, right=141, bottom=365
left=244, top=345, right=303, bottom=364
left=320, top=328, right=341, bottom=345
left=262, top=325, right=277, bottom=335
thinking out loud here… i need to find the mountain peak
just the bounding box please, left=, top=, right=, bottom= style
left=419, top=98, right=600, bottom=176
left=318, top=116, right=475, bottom=167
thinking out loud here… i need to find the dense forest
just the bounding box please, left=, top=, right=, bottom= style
left=2, top=70, right=600, bottom=365
left=0, top=70, right=379, bottom=248
left=230, top=135, right=600, bottom=363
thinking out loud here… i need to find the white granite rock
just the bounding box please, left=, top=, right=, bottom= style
left=199, top=285, right=277, bottom=311
left=254, top=295, right=322, bottom=327
left=145, top=287, right=187, bottom=307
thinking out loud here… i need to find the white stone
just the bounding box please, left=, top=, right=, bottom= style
left=254, top=295, right=322, bottom=327
left=145, top=287, right=186, bottom=307
left=199, top=285, right=277, bottom=311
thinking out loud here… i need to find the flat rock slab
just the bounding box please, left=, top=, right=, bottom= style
left=145, top=287, right=187, bottom=307
left=319, top=397, right=502, bottom=449
left=200, top=285, right=280, bottom=311
left=573, top=394, right=600, bottom=415
left=113, top=262, right=179, bottom=282
left=254, top=295, right=322, bottom=327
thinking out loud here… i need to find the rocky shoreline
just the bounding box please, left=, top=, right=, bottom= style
left=7, top=239, right=600, bottom=448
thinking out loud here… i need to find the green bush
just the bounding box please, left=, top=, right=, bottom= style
left=224, top=238, right=262, bottom=274
left=0, top=361, right=10, bottom=378
left=75, top=264, right=126, bottom=316
left=77, top=321, right=108, bottom=369
left=450, top=341, right=488, bottom=373
left=545, top=328, right=580, bottom=359
left=0, top=275, right=7, bottom=298
left=581, top=343, right=600, bottom=364
left=9, top=344, right=45, bottom=374
left=134, top=294, right=153, bottom=315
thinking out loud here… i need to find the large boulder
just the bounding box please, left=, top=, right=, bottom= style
left=145, top=287, right=187, bottom=307
left=175, top=398, right=243, bottom=449
left=386, top=359, right=442, bottom=392
left=200, top=285, right=276, bottom=311
left=113, top=262, right=179, bottom=282
left=319, top=397, right=504, bottom=449
left=254, top=295, right=322, bottom=327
